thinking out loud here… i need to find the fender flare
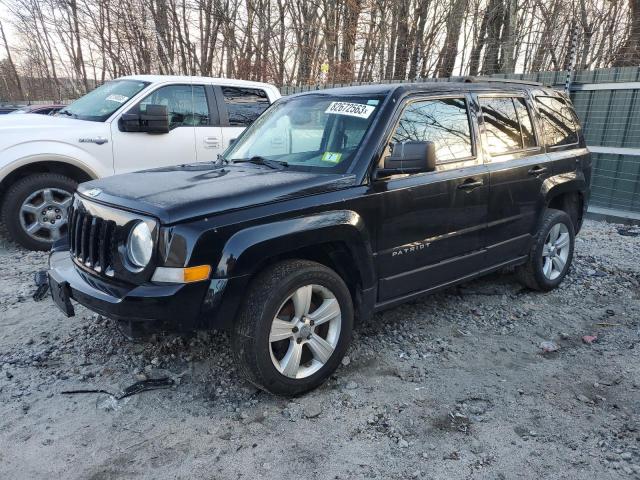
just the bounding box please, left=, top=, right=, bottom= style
left=213, top=210, right=376, bottom=289
left=542, top=170, right=588, bottom=204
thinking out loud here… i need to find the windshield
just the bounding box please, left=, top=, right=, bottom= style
left=57, top=79, right=150, bottom=122
left=9, top=109, right=27, bottom=114
left=224, top=94, right=385, bottom=172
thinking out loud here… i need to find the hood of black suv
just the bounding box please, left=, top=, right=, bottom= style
left=78, top=163, right=357, bottom=224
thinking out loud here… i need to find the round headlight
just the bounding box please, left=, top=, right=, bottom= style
left=127, top=222, right=153, bottom=268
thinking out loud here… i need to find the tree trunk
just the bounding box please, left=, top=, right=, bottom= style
left=385, top=2, right=398, bottom=80
left=500, top=0, right=517, bottom=73
left=436, top=0, right=469, bottom=77
left=0, top=21, right=24, bottom=99
left=408, top=0, right=430, bottom=80
left=614, top=0, right=640, bottom=66
left=468, top=3, right=490, bottom=76
left=392, top=0, right=410, bottom=80
left=480, top=0, right=504, bottom=74
left=339, top=0, right=362, bottom=82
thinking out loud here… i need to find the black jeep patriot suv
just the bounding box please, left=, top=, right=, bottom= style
left=48, top=79, right=591, bottom=395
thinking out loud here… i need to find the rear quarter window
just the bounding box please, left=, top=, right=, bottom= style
left=535, top=96, right=578, bottom=147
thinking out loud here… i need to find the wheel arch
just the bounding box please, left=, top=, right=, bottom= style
left=542, top=172, right=588, bottom=233
left=0, top=159, right=97, bottom=205
left=206, top=211, right=376, bottom=328
left=213, top=210, right=376, bottom=291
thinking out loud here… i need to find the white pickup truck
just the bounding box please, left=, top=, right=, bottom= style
left=0, top=75, right=281, bottom=250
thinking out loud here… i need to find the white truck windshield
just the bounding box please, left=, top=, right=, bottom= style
left=57, top=80, right=150, bottom=122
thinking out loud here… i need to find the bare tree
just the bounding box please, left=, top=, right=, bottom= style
left=615, top=0, right=640, bottom=66
left=0, top=0, right=636, bottom=100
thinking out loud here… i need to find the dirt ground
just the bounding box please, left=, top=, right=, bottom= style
left=1, top=219, right=639, bottom=480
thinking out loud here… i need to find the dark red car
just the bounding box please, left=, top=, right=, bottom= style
left=9, top=104, right=65, bottom=115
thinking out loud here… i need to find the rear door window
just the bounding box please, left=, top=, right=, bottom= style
left=535, top=96, right=578, bottom=147
left=221, top=87, right=270, bottom=126
left=392, top=97, right=473, bottom=163
left=479, top=96, right=538, bottom=156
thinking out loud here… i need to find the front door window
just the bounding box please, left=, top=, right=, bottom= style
left=139, top=84, right=209, bottom=129
left=391, top=97, right=473, bottom=164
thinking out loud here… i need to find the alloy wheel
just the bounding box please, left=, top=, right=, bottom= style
left=541, top=223, right=570, bottom=280
left=19, top=188, right=73, bottom=242
left=269, top=284, right=342, bottom=379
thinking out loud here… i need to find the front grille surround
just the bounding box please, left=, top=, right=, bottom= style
left=68, top=206, right=118, bottom=276
left=67, top=195, right=158, bottom=284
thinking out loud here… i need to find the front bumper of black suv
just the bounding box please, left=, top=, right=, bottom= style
left=47, top=250, right=217, bottom=335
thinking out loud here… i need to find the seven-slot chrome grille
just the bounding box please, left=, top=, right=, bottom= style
left=68, top=205, right=117, bottom=277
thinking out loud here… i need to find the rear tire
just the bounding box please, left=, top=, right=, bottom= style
left=516, top=208, right=575, bottom=291
left=1, top=173, right=76, bottom=251
left=231, top=260, right=353, bottom=396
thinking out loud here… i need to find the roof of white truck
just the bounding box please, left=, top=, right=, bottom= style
left=120, top=75, right=277, bottom=91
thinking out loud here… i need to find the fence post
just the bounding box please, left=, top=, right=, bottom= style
left=565, top=22, right=579, bottom=93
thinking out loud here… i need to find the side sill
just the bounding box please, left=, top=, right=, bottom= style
left=373, top=256, right=528, bottom=313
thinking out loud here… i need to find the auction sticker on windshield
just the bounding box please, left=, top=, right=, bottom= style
left=106, top=94, right=129, bottom=103
left=325, top=102, right=375, bottom=119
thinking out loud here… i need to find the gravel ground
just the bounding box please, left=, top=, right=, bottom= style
left=1, top=219, right=639, bottom=480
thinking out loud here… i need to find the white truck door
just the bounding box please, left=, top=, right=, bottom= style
left=193, top=84, right=224, bottom=162
left=216, top=86, right=273, bottom=150
left=111, top=83, right=199, bottom=173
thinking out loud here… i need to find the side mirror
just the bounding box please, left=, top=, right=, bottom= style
left=119, top=110, right=142, bottom=132
left=377, top=141, right=436, bottom=177
left=119, top=104, right=170, bottom=134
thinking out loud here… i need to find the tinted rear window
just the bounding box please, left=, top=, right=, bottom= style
left=479, top=96, right=538, bottom=156
left=222, top=87, right=270, bottom=126
left=535, top=96, right=578, bottom=147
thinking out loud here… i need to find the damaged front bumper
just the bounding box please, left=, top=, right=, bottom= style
left=47, top=250, right=218, bottom=335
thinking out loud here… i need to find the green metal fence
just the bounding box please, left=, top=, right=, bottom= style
left=281, top=67, right=640, bottom=218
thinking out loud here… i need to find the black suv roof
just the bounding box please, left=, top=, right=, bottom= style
left=289, top=78, right=558, bottom=98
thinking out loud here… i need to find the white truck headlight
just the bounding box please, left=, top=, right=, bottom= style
left=127, top=221, right=153, bottom=268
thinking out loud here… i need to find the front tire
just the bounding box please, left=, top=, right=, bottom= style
left=516, top=208, right=575, bottom=291
left=1, top=173, right=76, bottom=251
left=231, top=260, right=354, bottom=396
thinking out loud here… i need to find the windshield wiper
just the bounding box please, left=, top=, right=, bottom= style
left=57, top=109, right=76, bottom=118
left=232, top=156, right=289, bottom=169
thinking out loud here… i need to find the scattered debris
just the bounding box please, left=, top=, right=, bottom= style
left=575, top=393, right=593, bottom=404
left=469, top=439, right=485, bottom=454
left=540, top=341, right=560, bottom=353
left=61, top=377, right=174, bottom=400
left=303, top=403, right=322, bottom=419
left=448, top=411, right=472, bottom=433
left=617, top=226, right=640, bottom=237
left=443, top=451, right=460, bottom=460
left=582, top=335, right=598, bottom=345
left=1, top=219, right=639, bottom=478
left=32, top=270, right=49, bottom=301
left=597, top=375, right=622, bottom=386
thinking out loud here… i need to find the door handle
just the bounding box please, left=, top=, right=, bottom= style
left=528, top=166, right=548, bottom=176
left=457, top=178, right=484, bottom=191
left=204, top=137, right=220, bottom=148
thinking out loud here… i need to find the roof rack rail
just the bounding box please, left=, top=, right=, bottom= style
left=461, top=76, right=543, bottom=87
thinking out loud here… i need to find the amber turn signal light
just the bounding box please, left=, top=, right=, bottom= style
left=151, top=265, right=212, bottom=284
